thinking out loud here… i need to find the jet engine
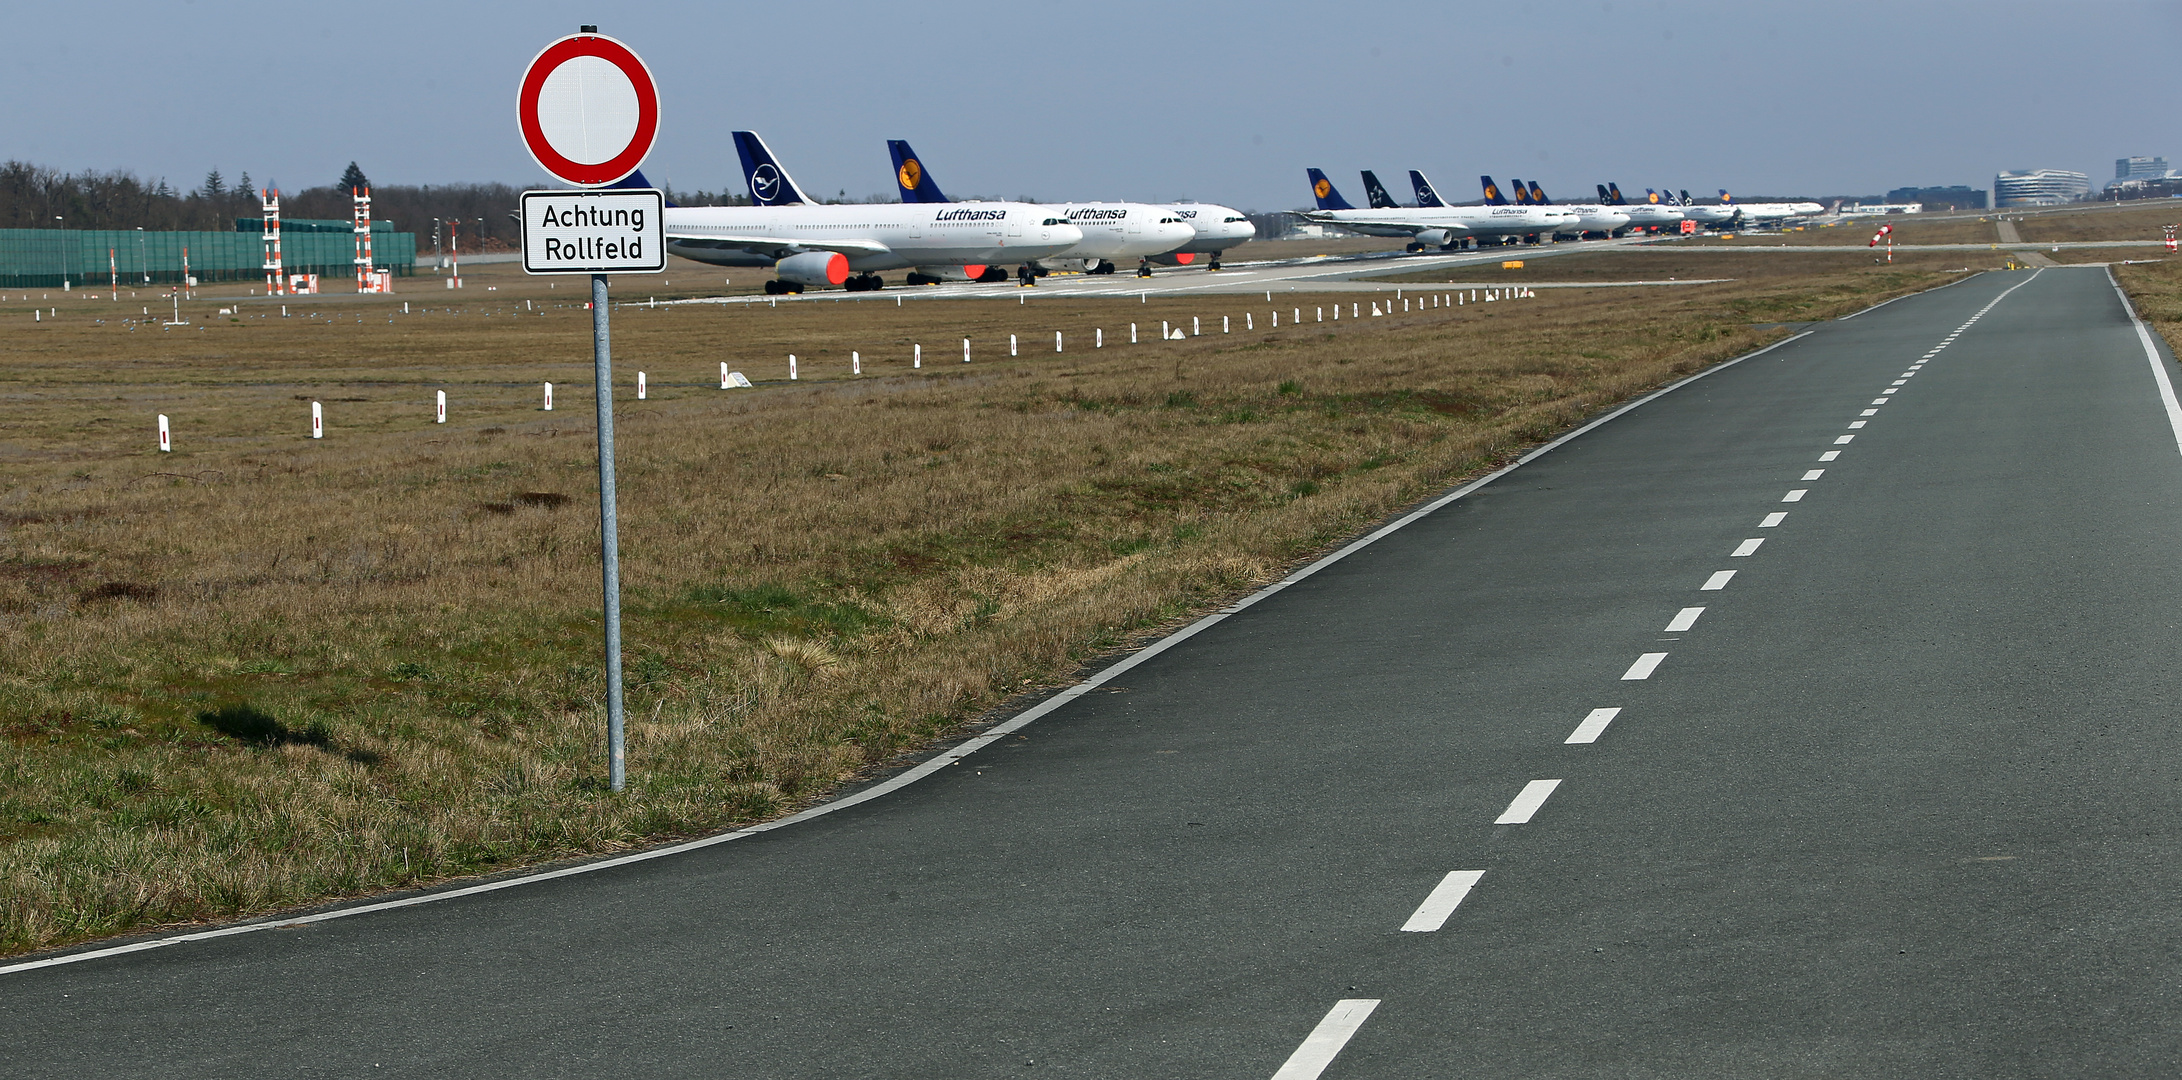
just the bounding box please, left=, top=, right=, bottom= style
left=775, top=251, right=850, bottom=287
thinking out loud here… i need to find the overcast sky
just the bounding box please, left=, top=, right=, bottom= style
left=6, top=1, right=2176, bottom=210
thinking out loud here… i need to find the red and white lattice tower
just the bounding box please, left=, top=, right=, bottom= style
left=2165, top=224, right=2178, bottom=254
left=353, top=186, right=374, bottom=293
left=262, top=187, right=284, bottom=295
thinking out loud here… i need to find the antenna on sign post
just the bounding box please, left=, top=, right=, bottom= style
left=518, top=25, right=664, bottom=793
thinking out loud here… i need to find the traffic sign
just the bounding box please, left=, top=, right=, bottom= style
left=518, top=32, right=659, bottom=187
left=521, top=189, right=665, bottom=275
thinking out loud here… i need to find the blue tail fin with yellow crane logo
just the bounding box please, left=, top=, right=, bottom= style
left=1307, top=169, right=1354, bottom=211
left=886, top=139, right=949, bottom=203
left=1480, top=176, right=1510, bottom=205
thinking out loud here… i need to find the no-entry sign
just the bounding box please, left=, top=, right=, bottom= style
left=518, top=32, right=659, bottom=187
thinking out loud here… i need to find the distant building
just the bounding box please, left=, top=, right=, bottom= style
left=1994, top=169, right=2090, bottom=207
left=1885, top=185, right=1986, bottom=210
left=2116, top=156, right=2171, bottom=181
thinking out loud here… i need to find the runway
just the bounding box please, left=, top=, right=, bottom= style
left=7, top=266, right=2181, bottom=1077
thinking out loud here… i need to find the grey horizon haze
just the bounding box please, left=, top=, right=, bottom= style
left=3, top=1, right=2176, bottom=211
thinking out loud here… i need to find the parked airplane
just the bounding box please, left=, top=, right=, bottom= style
left=1154, top=204, right=1257, bottom=270
left=887, top=139, right=1192, bottom=278
left=1297, top=170, right=1568, bottom=250
left=1596, top=182, right=1685, bottom=231
left=1490, top=177, right=1629, bottom=238
left=1718, top=190, right=1827, bottom=226
left=1671, top=189, right=1738, bottom=228
left=651, top=132, right=1082, bottom=292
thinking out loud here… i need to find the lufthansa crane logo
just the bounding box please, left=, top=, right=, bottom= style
left=1313, top=178, right=1331, bottom=199
left=752, top=164, right=782, bottom=203
left=1485, top=184, right=1499, bottom=199
left=898, top=159, right=922, bottom=191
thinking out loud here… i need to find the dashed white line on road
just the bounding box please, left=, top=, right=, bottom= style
left=1566, top=707, right=1622, bottom=744
left=1835, top=435, right=1856, bottom=444
left=1400, top=871, right=1487, bottom=932
left=1871, top=398, right=1888, bottom=405
left=1664, top=607, right=1705, bottom=632
left=1732, top=538, right=1764, bottom=556
left=1496, top=779, right=1565, bottom=823
left=1848, top=421, right=1867, bottom=429
left=1783, top=489, right=1807, bottom=502
left=1760, top=512, right=1787, bottom=527
left=1702, top=570, right=1737, bottom=590
left=1820, top=451, right=1840, bottom=461
left=1802, top=470, right=1825, bottom=480
left=1891, top=380, right=1907, bottom=386
left=1271, top=1000, right=1381, bottom=1080
left=1860, top=409, right=1878, bottom=417
left=1621, top=653, right=1668, bottom=680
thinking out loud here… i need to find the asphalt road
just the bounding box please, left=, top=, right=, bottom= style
left=7, top=265, right=2180, bottom=1078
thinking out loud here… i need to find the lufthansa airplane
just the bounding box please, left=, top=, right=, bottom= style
left=1594, top=182, right=1685, bottom=231
left=652, top=132, right=1083, bottom=293
left=1152, top=204, right=1257, bottom=270
left=1717, top=190, right=1828, bottom=226
left=1670, top=189, right=1739, bottom=228
left=1489, top=177, right=1629, bottom=238
left=887, top=140, right=1193, bottom=278
left=1302, top=169, right=1568, bottom=249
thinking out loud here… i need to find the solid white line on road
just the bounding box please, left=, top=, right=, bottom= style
left=1783, top=489, right=1807, bottom=502
left=1621, top=653, right=1668, bottom=680
left=2108, top=268, right=2182, bottom=459
left=1732, top=538, right=1764, bottom=556
left=1496, top=779, right=1565, bottom=823
left=1664, top=607, right=1705, bottom=632
left=1860, top=409, right=1878, bottom=417
left=1849, top=421, right=1867, bottom=429
left=1566, top=707, right=1622, bottom=744
left=1702, top=570, right=1737, bottom=590
left=1835, top=435, right=1855, bottom=444
left=1271, top=1000, right=1381, bottom=1080
left=1400, top=871, right=1487, bottom=932
left=1760, top=512, right=1787, bottom=527
left=1820, top=450, right=1841, bottom=461
left=1802, top=469, right=1825, bottom=480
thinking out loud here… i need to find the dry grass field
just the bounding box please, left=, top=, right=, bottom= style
left=2117, top=258, right=2182, bottom=351
left=0, top=254, right=1971, bottom=957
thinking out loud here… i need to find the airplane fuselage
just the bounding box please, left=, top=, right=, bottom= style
left=662, top=202, right=1082, bottom=272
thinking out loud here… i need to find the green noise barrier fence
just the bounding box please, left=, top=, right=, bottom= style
left=0, top=226, right=417, bottom=288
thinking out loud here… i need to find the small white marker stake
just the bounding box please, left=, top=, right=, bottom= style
left=1352, top=303, right=1359, bottom=318
left=1162, top=321, right=1170, bottom=339
left=852, top=351, right=861, bottom=374
left=721, top=362, right=730, bottom=389
left=963, top=338, right=971, bottom=363
left=1010, top=334, right=1018, bottom=356
left=1130, top=323, right=1137, bottom=344
left=1246, top=313, right=1253, bottom=330
left=789, top=354, right=798, bottom=380
left=1095, top=327, right=1103, bottom=348
left=1223, top=315, right=1230, bottom=333
left=637, top=372, right=647, bottom=400
left=311, top=401, right=323, bottom=439
left=914, top=344, right=922, bottom=369
left=1192, top=317, right=1200, bottom=336
left=436, top=390, right=447, bottom=423
left=1055, top=331, right=1063, bottom=353
left=157, top=414, right=170, bottom=452
left=1293, top=307, right=1299, bottom=322
left=543, top=382, right=553, bottom=410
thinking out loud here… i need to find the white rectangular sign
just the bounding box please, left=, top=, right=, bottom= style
left=521, top=189, right=665, bottom=275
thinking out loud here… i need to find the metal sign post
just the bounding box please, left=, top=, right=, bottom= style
left=518, top=27, right=662, bottom=792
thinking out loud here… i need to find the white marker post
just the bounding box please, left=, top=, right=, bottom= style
left=789, top=354, right=797, bottom=380
left=1010, top=334, right=1018, bottom=356
left=1246, top=313, right=1253, bottom=330
left=544, top=382, right=554, bottom=410
left=963, top=338, right=970, bottom=364
left=720, top=362, right=729, bottom=389
left=852, top=351, right=860, bottom=374
left=1192, top=317, right=1200, bottom=336
left=436, top=390, right=447, bottom=423
left=1096, top=328, right=1103, bottom=348
left=157, top=414, right=170, bottom=452
left=517, top=25, right=665, bottom=794
left=914, top=343, right=922, bottom=369
left=1131, top=323, right=1137, bottom=344
left=1055, top=331, right=1063, bottom=353
left=637, top=371, right=646, bottom=399
left=311, top=401, right=323, bottom=439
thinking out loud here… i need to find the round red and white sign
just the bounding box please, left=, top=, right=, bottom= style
left=518, top=32, right=659, bottom=187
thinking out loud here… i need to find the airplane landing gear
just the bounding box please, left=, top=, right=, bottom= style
left=1404, top=241, right=1427, bottom=253
left=1017, top=264, right=1036, bottom=286
left=762, top=279, right=805, bottom=295
left=1088, top=259, right=1116, bottom=275
left=1207, top=254, right=1222, bottom=270
left=1136, top=258, right=1154, bottom=278
left=843, top=273, right=885, bottom=292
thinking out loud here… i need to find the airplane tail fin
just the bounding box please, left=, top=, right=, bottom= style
left=731, top=130, right=810, bottom=207
left=1410, top=170, right=1445, bottom=208
left=1306, top=169, right=1354, bottom=211
left=1680, top=189, right=1694, bottom=205
left=887, top=139, right=949, bottom=203
left=1644, top=188, right=1662, bottom=205
left=1527, top=181, right=1550, bottom=205
left=1510, top=178, right=1532, bottom=205
left=1608, top=182, right=1627, bottom=205
left=609, top=168, right=674, bottom=206
left=1480, top=176, right=1510, bottom=205
left=1360, top=170, right=1399, bottom=209
left=1718, top=189, right=1733, bottom=204
left=1597, top=184, right=1612, bottom=203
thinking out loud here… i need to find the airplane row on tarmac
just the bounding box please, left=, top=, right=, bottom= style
left=1298, top=169, right=1827, bottom=249
left=638, top=132, right=1256, bottom=293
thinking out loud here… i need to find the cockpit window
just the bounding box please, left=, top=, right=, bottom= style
left=1041, top=218, right=1066, bottom=226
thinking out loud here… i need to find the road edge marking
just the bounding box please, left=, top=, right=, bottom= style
left=2108, top=266, right=2182, bottom=458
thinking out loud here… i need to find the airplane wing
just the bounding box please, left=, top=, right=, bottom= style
left=661, top=230, right=892, bottom=261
